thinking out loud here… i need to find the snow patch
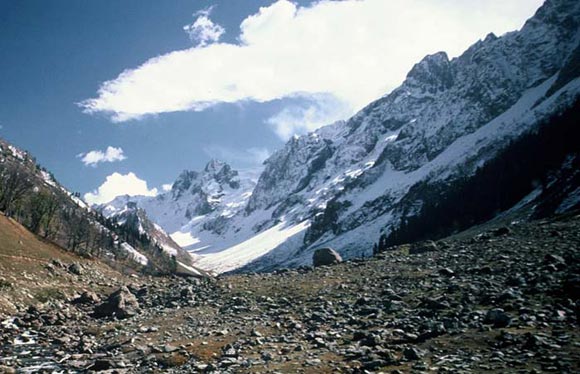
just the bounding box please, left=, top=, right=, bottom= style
left=557, top=187, right=580, bottom=214
left=40, top=170, right=56, bottom=187
left=120, top=243, right=148, bottom=265
left=8, top=145, right=25, bottom=160
left=195, top=220, right=310, bottom=274
left=171, top=231, right=201, bottom=248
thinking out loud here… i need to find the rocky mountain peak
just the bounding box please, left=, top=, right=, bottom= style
left=172, top=170, right=199, bottom=195
left=530, top=0, right=580, bottom=29
left=405, top=51, right=454, bottom=93
left=203, top=159, right=239, bottom=189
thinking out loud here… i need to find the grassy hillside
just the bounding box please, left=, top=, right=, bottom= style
left=0, top=137, right=190, bottom=276
left=0, top=213, right=130, bottom=316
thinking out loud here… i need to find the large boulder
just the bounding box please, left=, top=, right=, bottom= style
left=93, top=286, right=139, bottom=319
left=484, top=308, right=512, bottom=328
left=312, top=248, right=342, bottom=267
left=409, top=240, right=438, bottom=255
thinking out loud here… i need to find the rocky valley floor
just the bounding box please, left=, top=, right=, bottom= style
left=1, top=212, right=579, bottom=373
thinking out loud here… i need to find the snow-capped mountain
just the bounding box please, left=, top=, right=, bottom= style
left=101, top=0, right=580, bottom=274
left=100, top=160, right=258, bottom=252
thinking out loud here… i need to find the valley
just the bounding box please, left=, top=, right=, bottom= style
left=0, top=1, right=579, bottom=373
left=1, top=212, right=579, bottom=373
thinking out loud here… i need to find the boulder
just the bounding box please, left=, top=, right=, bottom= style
left=93, top=286, right=139, bottom=319
left=484, top=308, right=512, bottom=328
left=68, top=263, right=83, bottom=275
left=409, top=240, right=438, bottom=254
left=491, top=227, right=511, bottom=236
left=312, top=247, right=342, bottom=267
left=73, top=291, right=100, bottom=304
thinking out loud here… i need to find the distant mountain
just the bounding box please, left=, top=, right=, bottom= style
left=99, top=0, right=580, bottom=273
left=0, top=138, right=200, bottom=276
left=99, top=160, right=257, bottom=254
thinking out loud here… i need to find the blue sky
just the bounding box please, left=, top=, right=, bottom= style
left=0, top=0, right=543, bottom=204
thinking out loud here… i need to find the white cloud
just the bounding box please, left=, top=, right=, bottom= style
left=266, top=94, right=353, bottom=140
left=203, top=145, right=271, bottom=166
left=183, top=6, right=225, bottom=47
left=84, top=172, right=157, bottom=205
left=78, top=146, right=126, bottom=167
left=162, top=183, right=173, bottom=192
left=81, top=0, right=544, bottom=130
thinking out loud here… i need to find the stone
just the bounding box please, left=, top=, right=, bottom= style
left=544, top=254, right=565, bottom=264
left=484, top=308, right=512, bottom=328
left=89, top=359, right=113, bottom=371
left=73, top=291, right=100, bottom=304
left=403, top=347, right=425, bottom=361
left=93, top=286, right=140, bottom=319
left=409, top=240, right=438, bottom=254
left=438, top=267, right=455, bottom=277
left=312, top=247, right=342, bottom=267
left=251, top=329, right=262, bottom=337
left=180, top=287, right=194, bottom=300
left=261, top=351, right=274, bottom=361
left=163, top=344, right=179, bottom=353
left=492, top=227, right=511, bottom=236
left=68, top=263, right=83, bottom=275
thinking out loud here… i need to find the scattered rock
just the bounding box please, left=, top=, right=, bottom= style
left=1, top=212, right=579, bottom=374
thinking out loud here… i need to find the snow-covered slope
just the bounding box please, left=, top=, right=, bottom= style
left=101, top=0, right=580, bottom=273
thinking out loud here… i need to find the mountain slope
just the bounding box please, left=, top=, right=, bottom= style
left=0, top=212, right=132, bottom=315
left=0, top=137, right=198, bottom=276
left=227, top=0, right=580, bottom=272
left=98, top=201, right=210, bottom=277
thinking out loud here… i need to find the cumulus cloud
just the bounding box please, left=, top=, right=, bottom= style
left=81, top=0, right=543, bottom=132
left=183, top=6, right=225, bottom=47
left=84, top=172, right=157, bottom=205
left=203, top=145, right=271, bottom=166
left=161, top=183, right=173, bottom=192
left=78, top=146, right=126, bottom=167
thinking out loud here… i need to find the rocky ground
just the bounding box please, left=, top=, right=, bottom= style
left=1, top=212, right=579, bottom=373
